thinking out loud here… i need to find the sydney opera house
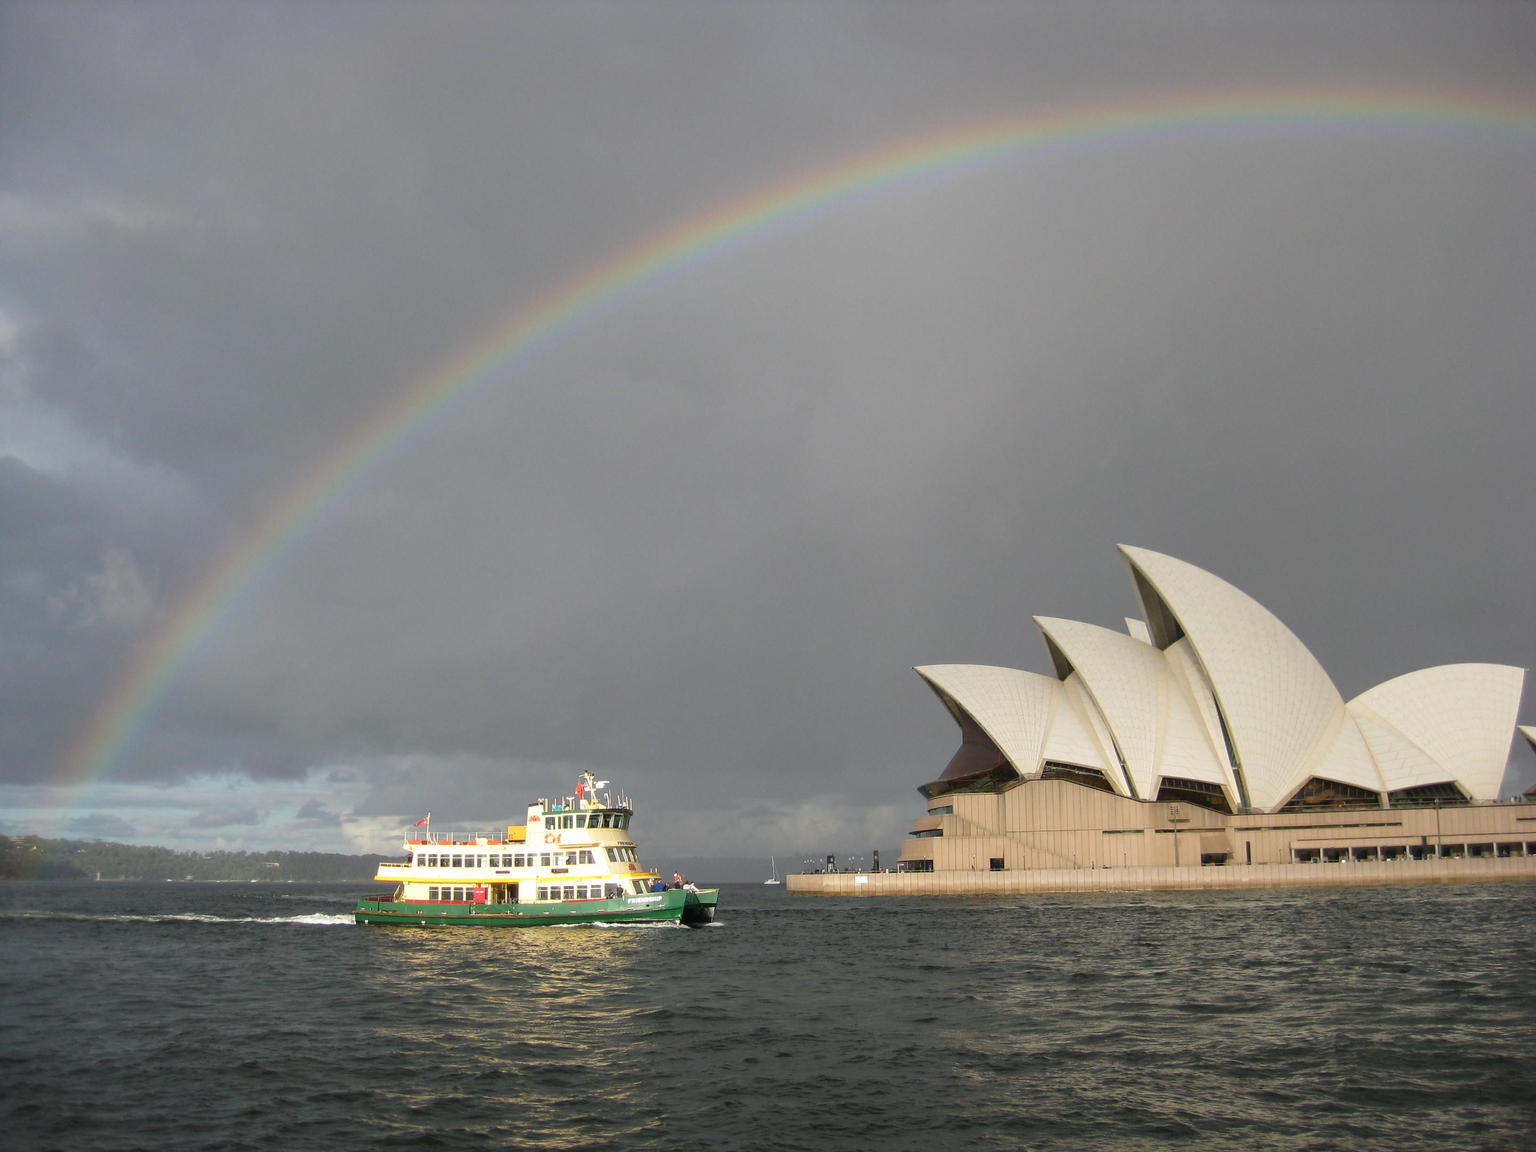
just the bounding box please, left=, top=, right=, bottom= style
left=793, top=546, right=1535, bottom=894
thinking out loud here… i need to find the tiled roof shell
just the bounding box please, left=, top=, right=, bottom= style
left=916, top=546, right=1525, bottom=812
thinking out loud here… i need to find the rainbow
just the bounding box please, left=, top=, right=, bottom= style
left=63, top=85, right=1536, bottom=801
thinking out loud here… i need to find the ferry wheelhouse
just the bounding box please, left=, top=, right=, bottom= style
left=355, top=774, right=718, bottom=928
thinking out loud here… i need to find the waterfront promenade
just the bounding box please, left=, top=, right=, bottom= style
left=787, top=855, right=1536, bottom=895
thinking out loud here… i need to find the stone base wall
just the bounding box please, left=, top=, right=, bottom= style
left=786, top=855, right=1536, bottom=896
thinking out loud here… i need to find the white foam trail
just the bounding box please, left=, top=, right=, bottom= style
left=7, top=910, right=354, bottom=926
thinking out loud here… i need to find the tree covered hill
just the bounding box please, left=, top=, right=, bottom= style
left=1, top=836, right=383, bottom=882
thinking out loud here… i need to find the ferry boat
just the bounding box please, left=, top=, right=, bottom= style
left=354, top=774, right=719, bottom=928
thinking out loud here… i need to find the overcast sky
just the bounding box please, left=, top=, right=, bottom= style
left=2, top=1, right=1533, bottom=871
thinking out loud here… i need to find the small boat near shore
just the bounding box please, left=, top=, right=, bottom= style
left=355, top=774, right=718, bottom=928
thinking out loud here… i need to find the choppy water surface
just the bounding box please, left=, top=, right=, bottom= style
left=2, top=881, right=1532, bottom=1151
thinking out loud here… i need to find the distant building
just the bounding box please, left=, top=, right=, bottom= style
left=799, top=546, right=1534, bottom=894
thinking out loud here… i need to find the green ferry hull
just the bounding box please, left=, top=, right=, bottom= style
left=355, top=887, right=718, bottom=928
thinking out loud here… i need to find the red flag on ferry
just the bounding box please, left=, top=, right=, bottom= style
left=412, top=814, right=430, bottom=827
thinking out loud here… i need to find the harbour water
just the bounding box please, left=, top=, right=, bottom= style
left=2, top=880, right=1532, bottom=1151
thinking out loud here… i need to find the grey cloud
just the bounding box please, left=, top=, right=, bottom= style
left=186, top=807, right=263, bottom=829
left=294, top=798, right=339, bottom=824
left=62, top=812, right=137, bottom=840
left=1, top=2, right=1533, bottom=847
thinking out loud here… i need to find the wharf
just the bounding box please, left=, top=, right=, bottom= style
left=787, top=855, right=1536, bottom=895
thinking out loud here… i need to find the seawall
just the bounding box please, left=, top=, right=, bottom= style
left=787, top=855, right=1536, bottom=895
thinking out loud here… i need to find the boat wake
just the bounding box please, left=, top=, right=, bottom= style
left=4, top=910, right=354, bottom=926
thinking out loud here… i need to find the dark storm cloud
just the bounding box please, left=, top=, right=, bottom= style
left=186, top=806, right=263, bottom=829
left=294, top=799, right=339, bottom=825
left=1, top=1, right=1533, bottom=846
left=62, top=813, right=137, bottom=840
left=0, top=456, right=146, bottom=776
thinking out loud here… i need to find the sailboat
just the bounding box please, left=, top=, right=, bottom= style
left=763, top=856, right=781, bottom=885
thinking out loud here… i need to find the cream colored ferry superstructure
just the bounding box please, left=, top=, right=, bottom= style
left=373, top=783, right=660, bottom=905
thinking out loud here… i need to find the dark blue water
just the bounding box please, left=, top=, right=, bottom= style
left=2, top=881, right=1532, bottom=1151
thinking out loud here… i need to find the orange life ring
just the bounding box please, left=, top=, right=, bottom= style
left=543, top=832, right=558, bottom=845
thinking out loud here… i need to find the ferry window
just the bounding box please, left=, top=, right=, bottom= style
left=606, top=848, right=618, bottom=862
left=583, top=851, right=595, bottom=864
left=560, top=815, right=572, bottom=829
left=633, top=881, right=645, bottom=894
left=562, top=885, right=575, bottom=899
left=449, top=854, right=460, bottom=868
left=538, top=853, right=550, bottom=866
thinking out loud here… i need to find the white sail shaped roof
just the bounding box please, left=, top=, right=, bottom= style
left=916, top=546, right=1526, bottom=814
left=1117, top=545, right=1346, bottom=812
left=913, top=665, right=1059, bottom=779
left=1051, top=677, right=1121, bottom=783
left=1306, top=714, right=1388, bottom=797
left=1035, top=616, right=1168, bottom=799
left=1349, top=664, right=1525, bottom=800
